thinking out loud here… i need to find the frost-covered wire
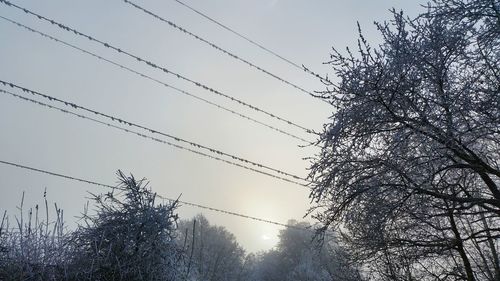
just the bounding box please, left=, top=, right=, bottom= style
left=172, top=0, right=303, bottom=70
left=0, top=160, right=115, bottom=189
left=0, top=81, right=308, bottom=183
left=172, top=0, right=330, bottom=84
left=164, top=196, right=306, bottom=230
left=0, top=16, right=311, bottom=144
left=0, top=87, right=309, bottom=187
left=0, top=0, right=313, bottom=135
left=123, top=0, right=315, bottom=97
left=0, top=159, right=307, bottom=230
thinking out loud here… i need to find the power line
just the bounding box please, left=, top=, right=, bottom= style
left=0, top=160, right=115, bottom=189
left=0, top=159, right=306, bottom=230
left=0, top=80, right=308, bottom=184
left=165, top=197, right=305, bottom=231
left=123, top=0, right=315, bottom=98
left=171, top=0, right=335, bottom=88
left=173, top=0, right=303, bottom=71
left=0, top=0, right=314, bottom=135
left=0, top=87, right=308, bottom=187
left=0, top=16, right=310, bottom=144
left=172, top=0, right=327, bottom=81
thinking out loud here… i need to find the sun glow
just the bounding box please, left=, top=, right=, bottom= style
left=261, top=234, right=271, bottom=240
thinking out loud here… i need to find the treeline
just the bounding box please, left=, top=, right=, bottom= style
left=0, top=172, right=359, bottom=281
left=177, top=216, right=360, bottom=281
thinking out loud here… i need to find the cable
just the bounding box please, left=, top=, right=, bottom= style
left=0, top=87, right=308, bottom=187
left=0, top=87, right=307, bottom=187
left=0, top=160, right=115, bottom=189
left=173, top=0, right=303, bottom=71
left=0, top=16, right=310, bottom=144
left=0, top=159, right=306, bottom=230
left=171, top=0, right=335, bottom=88
left=0, top=80, right=308, bottom=183
left=165, top=196, right=306, bottom=230
left=123, top=0, right=314, bottom=98
left=0, top=0, right=314, bottom=135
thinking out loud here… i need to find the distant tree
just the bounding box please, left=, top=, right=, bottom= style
left=309, top=0, right=499, bottom=280
left=254, top=220, right=360, bottom=281
left=71, top=171, right=182, bottom=281
left=176, top=214, right=247, bottom=281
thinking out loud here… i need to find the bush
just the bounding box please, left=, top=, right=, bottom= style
left=70, top=171, right=183, bottom=281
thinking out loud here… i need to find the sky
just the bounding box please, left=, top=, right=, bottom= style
left=0, top=0, right=427, bottom=253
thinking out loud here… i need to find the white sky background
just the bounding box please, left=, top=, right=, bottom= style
left=0, top=0, right=426, bottom=253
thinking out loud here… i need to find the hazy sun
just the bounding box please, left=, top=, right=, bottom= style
left=261, top=234, right=271, bottom=240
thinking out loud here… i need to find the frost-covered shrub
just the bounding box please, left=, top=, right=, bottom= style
left=70, top=171, right=183, bottom=281
left=0, top=193, right=73, bottom=281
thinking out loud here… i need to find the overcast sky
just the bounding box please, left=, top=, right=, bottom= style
left=0, top=0, right=427, bottom=253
